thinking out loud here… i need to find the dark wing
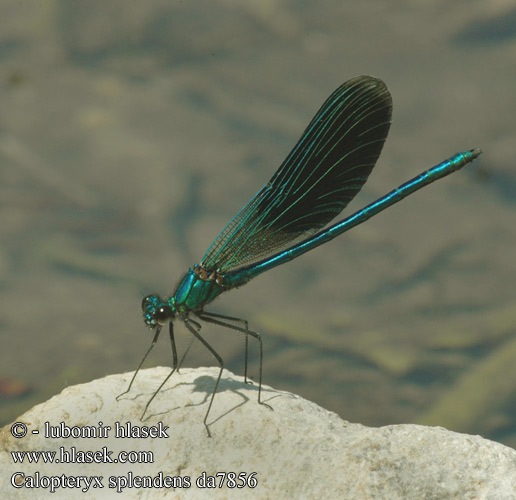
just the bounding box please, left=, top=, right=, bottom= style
left=201, top=75, right=392, bottom=273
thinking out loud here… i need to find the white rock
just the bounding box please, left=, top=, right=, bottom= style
left=1, top=367, right=516, bottom=499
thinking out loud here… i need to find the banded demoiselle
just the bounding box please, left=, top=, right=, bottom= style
left=118, top=76, right=481, bottom=436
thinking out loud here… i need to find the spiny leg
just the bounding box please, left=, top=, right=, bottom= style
left=140, top=321, right=183, bottom=419
left=197, top=311, right=271, bottom=412
left=168, top=321, right=178, bottom=372
left=175, top=319, right=199, bottom=373
left=199, top=310, right=251, bottom=383
left=117, top=326, right=162, bottom=400
left=184, top=318, right=224, bottom=438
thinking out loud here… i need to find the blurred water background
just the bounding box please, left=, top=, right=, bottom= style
left=1, top=1, right=515, bottom=447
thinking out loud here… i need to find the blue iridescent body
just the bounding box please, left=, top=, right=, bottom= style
left=143, top=148, right=480, bottom=323
left=120, top=75, right=481, bottom=436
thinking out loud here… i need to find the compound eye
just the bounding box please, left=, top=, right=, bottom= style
left=154, top=305, right=173, bottom=324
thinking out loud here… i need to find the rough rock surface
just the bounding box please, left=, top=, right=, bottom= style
left=1, top=367, right=516, bottom=499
